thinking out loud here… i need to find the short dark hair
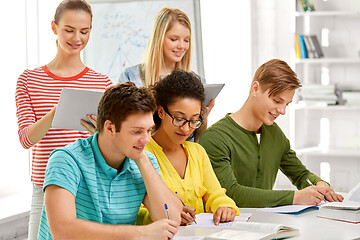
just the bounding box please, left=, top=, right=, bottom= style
left=54, top=0, right=93, bottom=25
left=152, top=70, right=205, bottom=129
left=253, top=59, right=301, bottom=96
left=97, top=82, right=156, bottom=133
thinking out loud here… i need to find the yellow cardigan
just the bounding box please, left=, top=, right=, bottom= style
left=140, top=137, right=239, bottom=223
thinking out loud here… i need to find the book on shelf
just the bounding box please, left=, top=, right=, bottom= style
left=303, top=35, right=315, bottom=58
left=298, top=35, right=308, bottom=58
left=309, top=35, right=324, bottom=58
left=204, top=222, right=300, bottom=240
left=295, top=34, right=323, bottom=59
left=300, top=0, right=316, bottom=12
left=295, top=34, right=301, bottom=58
left=299, top=35, right=324, bottom=58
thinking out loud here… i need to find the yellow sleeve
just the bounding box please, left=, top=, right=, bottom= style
left=200, top=146, right=240, bottom=215
left=136, top=204, right=153, bottom=225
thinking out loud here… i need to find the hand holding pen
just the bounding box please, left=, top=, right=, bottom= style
left=293, top=178, right=328, bottom=205
left=175, top=192, right=197, bottom=225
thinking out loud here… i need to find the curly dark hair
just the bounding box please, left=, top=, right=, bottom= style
left=152, top=70, right=205, bottom=129
left=97, top=82, right=156, bottom=133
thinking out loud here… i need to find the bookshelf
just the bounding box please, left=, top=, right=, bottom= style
left=291, top=0, right=360, bottom=192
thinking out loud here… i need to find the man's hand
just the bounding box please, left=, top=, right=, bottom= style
left=293, top=186, right=328, bottom=205
left=316, top=181, right=344, bottom=202
left=213, top=207, right=236, bottom=226
left=138, top=219, right=178, bottom=240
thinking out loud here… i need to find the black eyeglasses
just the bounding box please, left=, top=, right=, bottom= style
left=164, top=108, right=203, bottom=129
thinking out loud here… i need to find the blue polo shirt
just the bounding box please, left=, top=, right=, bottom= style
left=38, top=133, right=160, bottom=240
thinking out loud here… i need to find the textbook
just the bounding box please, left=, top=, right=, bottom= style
left=204, top=222, right=299, bottom=240
left=298, top=35, right=308, bottom=58
left=317, top=201, right=360, bottom=223
left=317, top=182, right=360, bottom=223
left=295, top=34, right=301, bottom=58
left=309, top=35, right=324, bottom=58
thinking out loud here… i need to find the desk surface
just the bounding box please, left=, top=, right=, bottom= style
left=176, top=208, right=360, bottom=239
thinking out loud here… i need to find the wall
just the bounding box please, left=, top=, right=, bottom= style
left=200, top=0, right=252, bottom=126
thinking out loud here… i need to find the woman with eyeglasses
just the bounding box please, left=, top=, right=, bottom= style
left=141, top=70, right=239, bottom=226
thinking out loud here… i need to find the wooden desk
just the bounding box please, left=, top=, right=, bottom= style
left=175, top=208, right=360, bottom=239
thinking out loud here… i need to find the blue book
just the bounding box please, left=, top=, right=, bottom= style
left=298, top=35, right=308, bottom=58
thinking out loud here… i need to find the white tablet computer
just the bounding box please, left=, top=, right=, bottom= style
left=52, top=88, right=104, bottom=131
left=204, top=84, right=225, bottom=105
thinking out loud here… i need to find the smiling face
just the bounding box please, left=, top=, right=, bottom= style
left=159, top=97, right=201, bottom=145
left=111, top=112, right=154, bottom=161
left=254, top=83, right=295, bottom=126
left=163, top=21, right=191, bottom=67
left=52, top=9, right=91, bottom=55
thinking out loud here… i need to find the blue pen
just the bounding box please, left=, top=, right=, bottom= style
left=175, top=191, right=197, bottom=224
left=306, top=178, right=313, bottom=186
left=164, top=203, right=170, bottom=219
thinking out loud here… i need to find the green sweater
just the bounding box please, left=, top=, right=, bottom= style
left=199, top=114, right=322, bottom=208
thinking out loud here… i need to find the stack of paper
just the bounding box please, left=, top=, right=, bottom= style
left=298, top=84, right=337, bottom=105
left=342, top=91, right=360, bottom=106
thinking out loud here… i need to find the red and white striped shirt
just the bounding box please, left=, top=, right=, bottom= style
left=15, top=65, right=113, bottom=186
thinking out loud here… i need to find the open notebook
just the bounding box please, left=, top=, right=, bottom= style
left=204, top=222, right=299, bottom=240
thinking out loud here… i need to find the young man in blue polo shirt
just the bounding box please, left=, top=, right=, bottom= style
left=38, top=82, right=182, bottom=239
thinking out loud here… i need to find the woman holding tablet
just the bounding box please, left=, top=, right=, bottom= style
left=118, top=7, right=213, bottom=141
left=15, top=1, right=112, bottom=239
left=140, top=70, right=239, bottom=226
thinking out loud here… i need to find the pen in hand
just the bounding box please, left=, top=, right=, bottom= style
left=175, top=191, right=197, bottom=224
left=306, top=178, right=326, bottom=203
left=164, top=203, right=170, bottom=219
left=306, top=178, right=313, bottom=186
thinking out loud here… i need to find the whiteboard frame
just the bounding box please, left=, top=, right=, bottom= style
left=86, top=0, right=205, bottom=78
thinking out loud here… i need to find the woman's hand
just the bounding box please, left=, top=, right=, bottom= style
left=213, top=207, right=236, bottom=226
left=204, top=98, right=215, bottom=119
left=80, top=114, right=97, bottom=135
left=194, top=98, right=215, bottom=142
left=180, top=205, right=196, bottom=226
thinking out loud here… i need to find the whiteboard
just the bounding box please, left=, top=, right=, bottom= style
left=84, top=0, right=204, bottom=83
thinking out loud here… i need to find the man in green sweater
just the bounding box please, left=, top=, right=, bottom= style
left=199, top=59, right=343, bottom=208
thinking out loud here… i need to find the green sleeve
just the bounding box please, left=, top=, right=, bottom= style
left=280, top=139, right=323, bottom=189
left=200, top=131, right=294, bottom=208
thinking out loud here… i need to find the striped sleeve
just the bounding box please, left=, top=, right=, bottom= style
left=145, top=151, right=160, bottom=176
left=15, top=70, right=36, bottom=149
left=43, top=149, right=81, bottom=196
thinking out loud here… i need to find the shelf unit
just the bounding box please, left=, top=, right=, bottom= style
left=291, top=0, right=360, bottom=192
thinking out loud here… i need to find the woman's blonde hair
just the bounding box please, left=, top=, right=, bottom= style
left=141, top=7, right=192, bottom=87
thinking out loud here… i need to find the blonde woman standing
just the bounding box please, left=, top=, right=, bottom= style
left=119, top=7, right=214, bottom=141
